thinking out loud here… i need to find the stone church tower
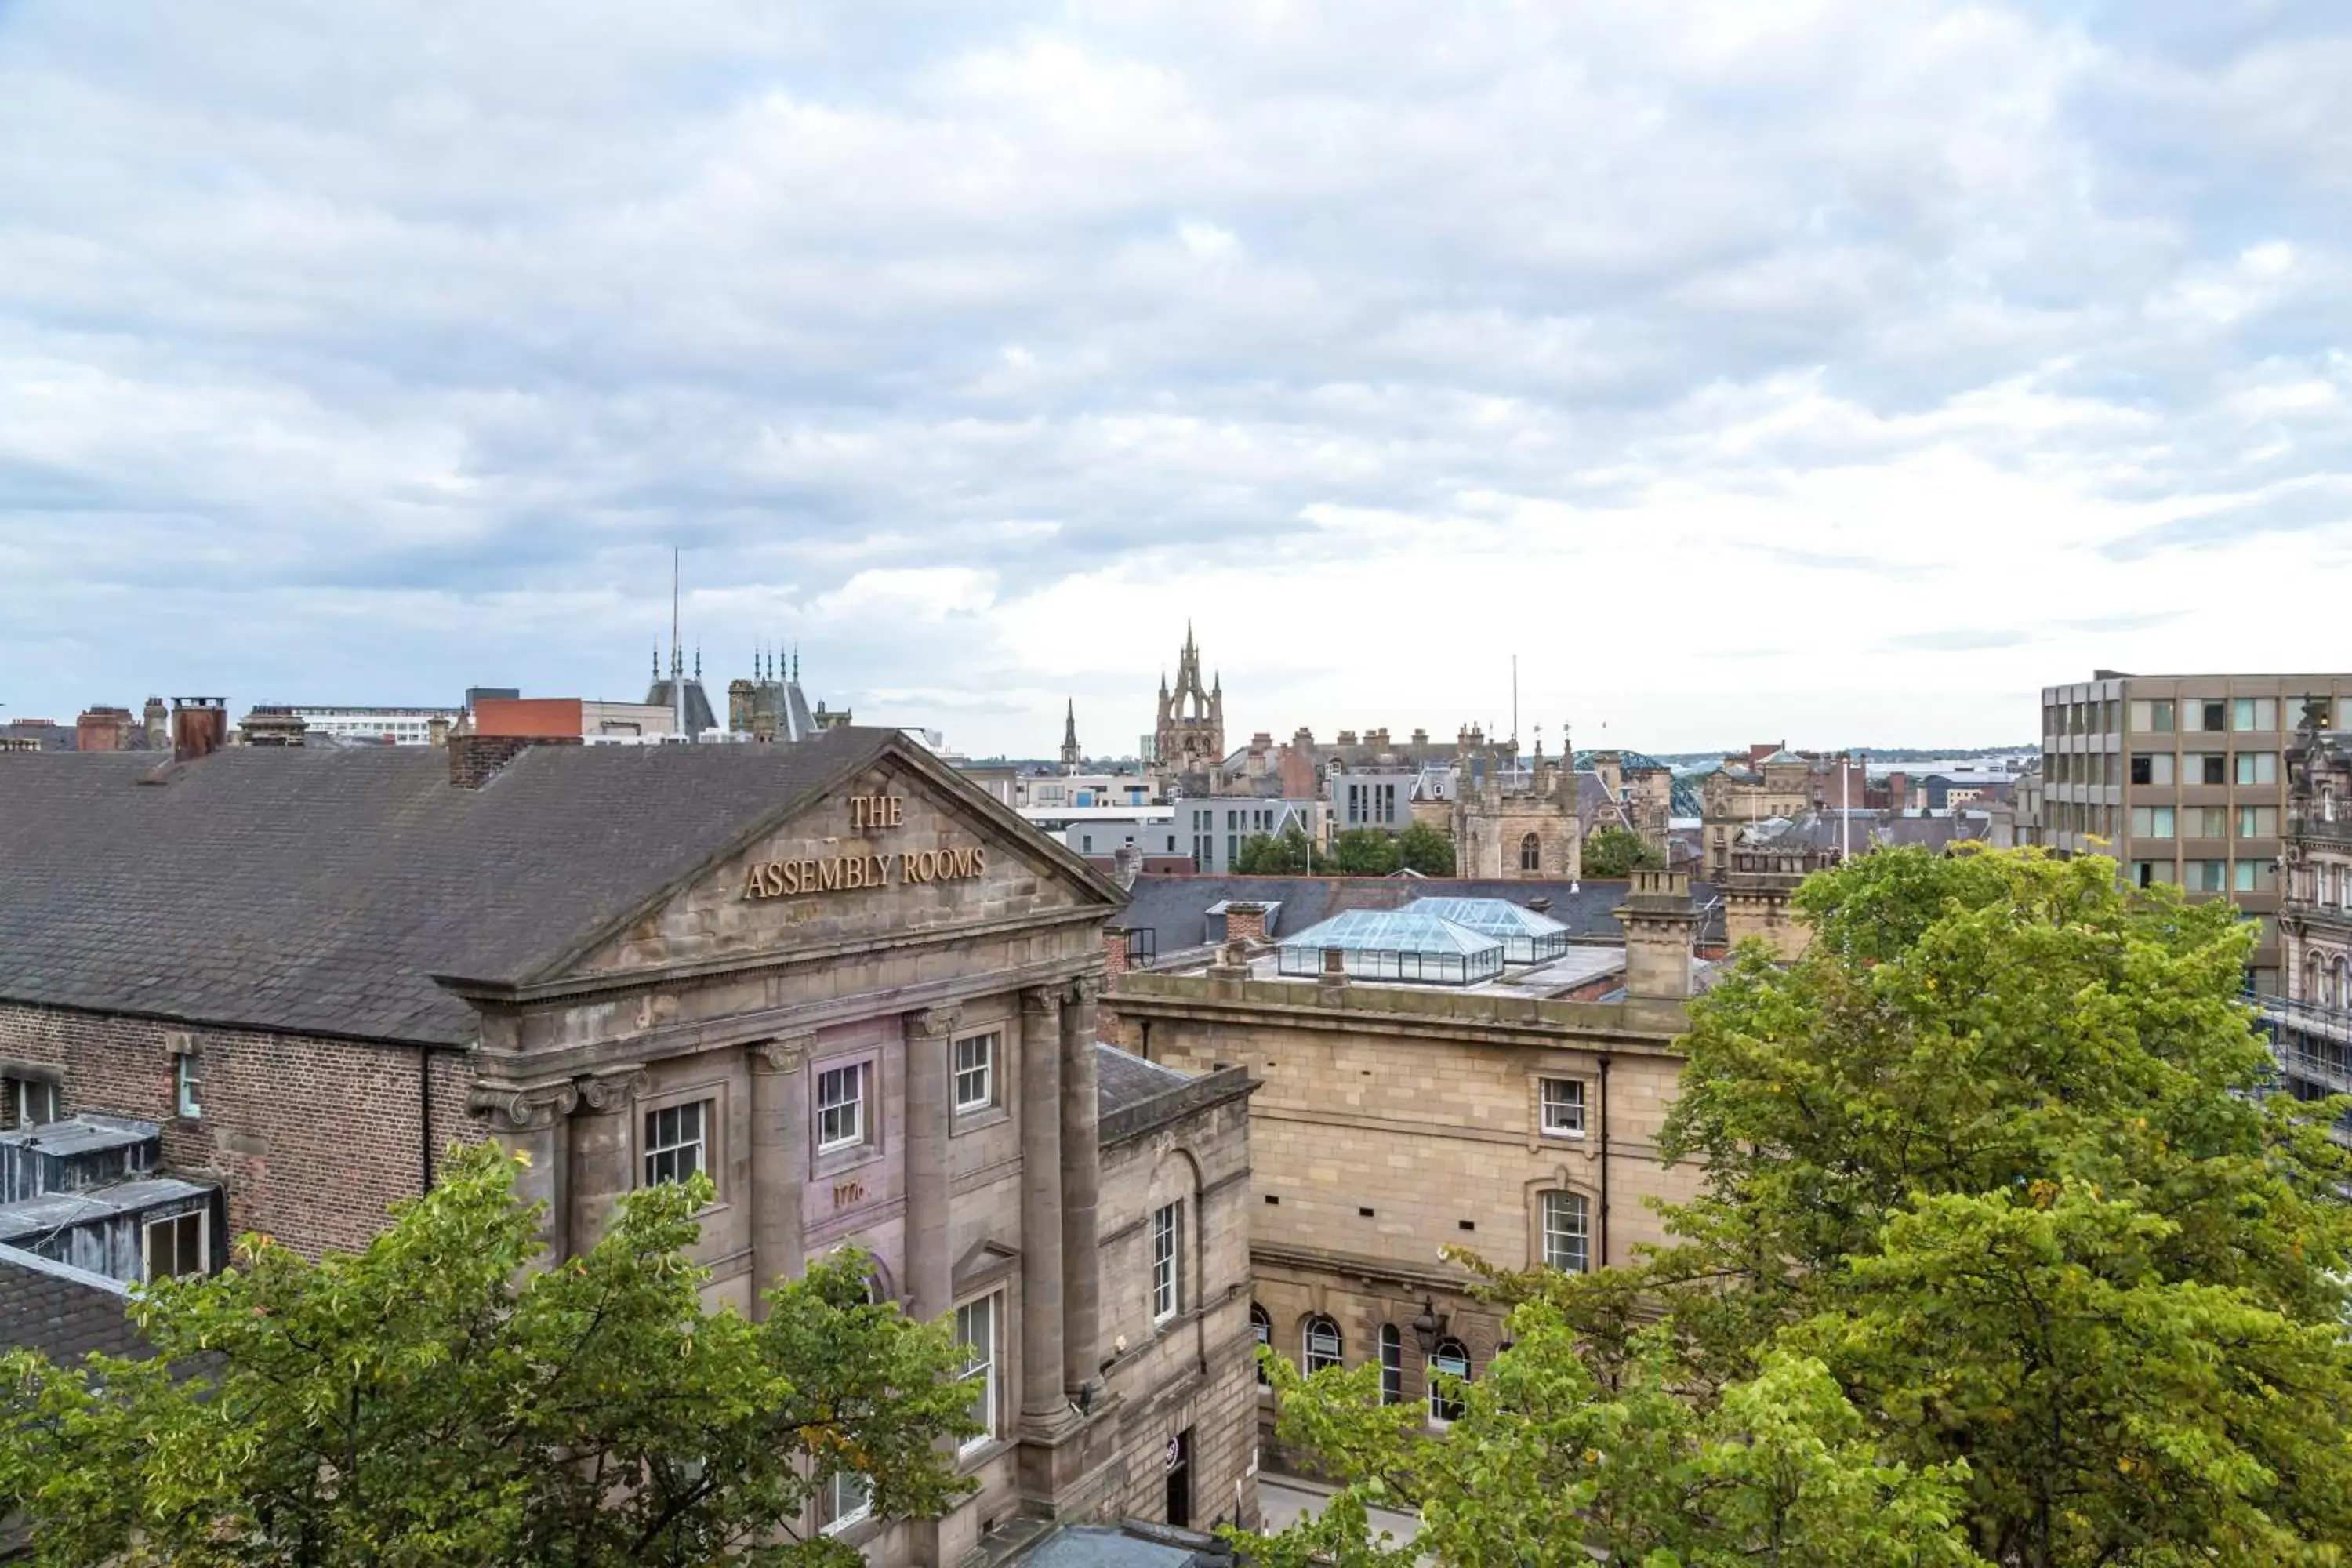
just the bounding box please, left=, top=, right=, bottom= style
left=1451, top=725, right=1582, bottom=880
left=1152, top=625, right=1225, bottom=791
left=1060, top=699, right=1083, bottom=771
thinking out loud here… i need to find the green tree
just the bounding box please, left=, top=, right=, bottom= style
left=1233, top=825, right=1314, bottom=874
left=0, top=1142, right=978, bottom=1566
left=1327, top=828, right=1403, bottom=877
left=1395, top=820, right=1456, bottom=877
left=1248, top=847, right=2352, bottom=1567
left=1653, top=847, right=2352, bottom=1565
left=1243, top=1312, right=1986, bottom=1568
left=1580, top=825, right=1662, bottom=877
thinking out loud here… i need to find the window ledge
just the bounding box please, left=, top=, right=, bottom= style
left=952, top=1105, right=1011, bottom=1138
left=956, top=1433, right=1016, bottom=1474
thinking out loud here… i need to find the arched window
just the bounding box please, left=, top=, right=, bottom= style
left=2337, top=957, right=2350, bottom=1012
left=1303, top=1315, right=1343, bottom=1374
left=1378, top=1324, right=1403, bottom=1406
left=1519, top=832, right=1541, bottom=872
left=1250, top=1303, right=1272, bottom=1387
left=1540, top=1190, right=1590, bottom=1274
left=1427, top=1337, right=1470, bottom=1425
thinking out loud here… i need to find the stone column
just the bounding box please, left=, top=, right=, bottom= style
left=1018, top=987, right=1068, bottom=1430
left=906, top=1005, right=960, bottom=1321
left=568, top=1066, right=649, bottom=1258
left=1059, top=975, right=1103, bottom=1399
left=467, top=1079, right=579, bottom=1265
left=746, top=1033, right=812, bottom=1319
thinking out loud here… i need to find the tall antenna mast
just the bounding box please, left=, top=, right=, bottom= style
left=672, top=548, right=687, bottom=742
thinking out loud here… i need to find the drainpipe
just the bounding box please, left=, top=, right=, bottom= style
left=419, top=1046, right=434, bottom=1193
left=1596, top=1054, right=1612, bottom=1269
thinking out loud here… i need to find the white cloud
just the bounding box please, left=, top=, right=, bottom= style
left=4, top=0, right=2351, bottom=753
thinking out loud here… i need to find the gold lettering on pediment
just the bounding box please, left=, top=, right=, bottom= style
left=742, top=795, right=989, bottom=902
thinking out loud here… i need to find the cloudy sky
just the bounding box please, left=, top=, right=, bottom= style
left=3, top=2, right=2347, bottom=757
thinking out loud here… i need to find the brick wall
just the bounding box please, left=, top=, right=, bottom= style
left=0, top=1003, right=482, bottom=1258
left=446, top=732, right=579, bottom=789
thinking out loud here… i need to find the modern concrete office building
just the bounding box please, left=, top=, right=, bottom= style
left=2038, top=670, right=2352, bottom=991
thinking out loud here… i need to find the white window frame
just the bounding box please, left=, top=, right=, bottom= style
left=1538, top=1077, right=1585, bottom=1138
left=821, top=1469, right=872, bottom=1535
left=174, top=1051, right=201, bottom=1120
left=1251, top=1304, right=1272, bottom=1387
left=1378, top=1323, right=1403, bottom=1406
left=1151, top=1200, right=1181, bottom=1323
left=643, top=1098, right=710, bottom=1189
left=1427, top=1338, right=1469, bottom=1425
left=953, top=1031, right=996, bottom=1116
left=816, top=1062, right=867, bottom=1152
left=1542, top=1190, right=1591, bottom=1274
left=955, top=1292, right=1000, bottom=1454
left=1304, top=1315, right=1342, bottom=1374
left=143, top=1208, right=207, bottom=1282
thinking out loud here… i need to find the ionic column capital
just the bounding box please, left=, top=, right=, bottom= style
left=912, top=1004, right=964, bottom=1039
left=575, top=1066, right=651, bottom=1114
left=469, top=1078, right=579, bottom=1133
left=750, top=1031, right=816, bottom=1074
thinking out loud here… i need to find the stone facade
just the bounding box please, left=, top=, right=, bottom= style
left=1587, top=750, right=1672, bottom=852
left=1450, top=730, right=1581, bottom=881
left=0, top=733, right=1257, bottom=1563
left=1105, top=873, right=1702, bottom=1465
left=1700, top=746, right=1864, bottom=881
left=2283, top=706, right=2352, bottom=1012
left=1094, top=1059, right=1258, bottom=1531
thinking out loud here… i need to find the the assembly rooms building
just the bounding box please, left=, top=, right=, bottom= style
left=0, top=720, right=1258, bottom=1563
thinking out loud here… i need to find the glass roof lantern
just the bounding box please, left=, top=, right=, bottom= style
left=1276, top=908, right=1506, bottom=986
left=1405, top=896, right=1570, bottom=964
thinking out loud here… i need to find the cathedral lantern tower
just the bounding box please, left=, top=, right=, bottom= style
left=1152, top=623, right=1226, bottom=793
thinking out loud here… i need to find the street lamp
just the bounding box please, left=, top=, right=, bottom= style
left=1410, top=1297, right=1447, bottom=1356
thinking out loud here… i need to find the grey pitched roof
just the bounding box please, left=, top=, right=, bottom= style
left=1095, top=1042, right=1192, bottom=1117
left=0, top=1247, right=151, bottom=1364
left=1116, top=873, right=1719, bottom=959
left=0, top=728, right=1110, bottom=1047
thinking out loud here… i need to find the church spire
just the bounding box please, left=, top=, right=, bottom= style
left=1061, top=698, right=1081, bottom=771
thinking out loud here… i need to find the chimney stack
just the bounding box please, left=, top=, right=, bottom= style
left=1614, top=868, right=1697, bottom=1026
left=169, top=698, right=228, bottom=763
left=143, top=697, right=168, bottom=750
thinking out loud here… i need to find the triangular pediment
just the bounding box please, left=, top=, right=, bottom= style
left=952, top=1235, right=1021, bottom=1296
left=553, top=735, right=1127, bottom=981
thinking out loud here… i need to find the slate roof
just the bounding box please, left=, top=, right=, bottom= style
left=0, top=1247, right=151, bottom=1364
left=1118, top=873, right=1719, bottom=960
left=1094, top=1042, right=1192, bottom=1117
left=0, top=728, right=1111, bottom=1047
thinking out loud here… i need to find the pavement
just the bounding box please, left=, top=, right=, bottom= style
left=1257, top=1472, right=1422, bottom=1550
